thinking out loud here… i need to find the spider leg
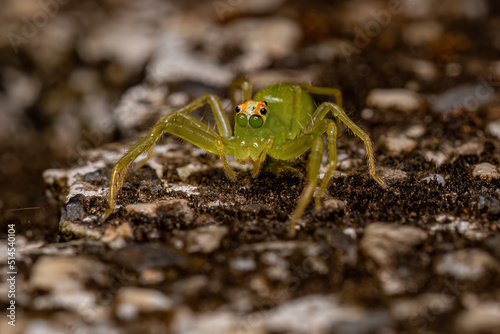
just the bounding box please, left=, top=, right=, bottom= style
left=102, top=95, right=235, bottom=221
left=251, top=136, right=275, bottom=178
left=270, top=119, right=330, bottom=233
left=299, top=84, right=344, bottom=140
left=314, top=120, right=337, bottom=209
left=307, top=101, right=386, bottom=188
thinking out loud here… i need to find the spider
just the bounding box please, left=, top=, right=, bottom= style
left=102, top=78, right=386, bottom=233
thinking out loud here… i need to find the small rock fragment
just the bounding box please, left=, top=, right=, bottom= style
left=185, top=226, right=229, bottom=253
left=113, top=85, right=168, bottom=135
left=64, top=194, right=86, bottom=221
left=322, top=199, right=345, bottom=212
left=455, top=303, right=500, bottom=334
left=171, top=308, right=241, bottom=334
left=30, top=256, right=108, bottom=292
left=432, top=83, right=494, bottom=113
left=360, top=223, right=428, bottom=266
left=148, top=32, right=233, bottom=87
left=425, top=151, right=447, bottom=167
left=381, top=136, right=418, bottom=155
left=487, top=120, right=500, bottom=140
left=59, top=220, right=103, bottom=240
left=472, top=163, right=499, bottom=179
left=435, top=249, right=500, bottom=281
left=229, top=257, right=257, bottom=272
left=171, top=275, right=209, bottom=299
left=477, top=194, right=500, bottom=218
left=423, top=174, right=446, bottom=185
left=366, top=89, right=422, bottom=112
left=125, top=199, right=195, bottom=223
left=228, top=17, right=302, bottom=71
left=116, top=287, right=174, bottom=320
left=378, top=167, right=408, bottom=181
left=101, top=222, right=134, bottom=249
left=265, top=295, right=360, bottom=334
left=405, top=124, right=426, bottom=138
left=360, top=223, right=428, bottom=294
left=391, top=293, right=457, bottom=322
left=453, top=141, right=484, bottom=156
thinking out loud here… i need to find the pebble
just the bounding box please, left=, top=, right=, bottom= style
left=455, top=303, right=500, bottom=334
left=171, top=275, right=209, bottom=299
left=139, top=269, right=165, bottom=285
left=265, top=295, right=360, bottom=333
left=380, top=136, right=418, bottom=155
left=487, top=120, right=500, bottom=140
left=229, top=257, right=257, bottom=271
left=228, top=17, right=301, bottom=58
left=391, top=293, right=457, bottom=322
left=405, top=124, right=426, bottom=138
left=366, top=89, right=422, bottom=112
left=115, top=287, right=174, bottom=320
left=434, top=249, right=500, bottom=281
left=113, top=85, right=168, bottom=135
left=125, top=199, right=195, bottom=224
left=378, top=167, right=408, bottom=181
left=227, top=18, right=302, bottom=71
left=453, top=141, right=484, bottom=156
left=30, top=256, right=108, bottom=292
left=64, top=194, right=86, bottom=221
left=360, top=223, right=428, bottom=294
left=148, top=32, right=233, bottom=87
left=78, top=19, right=158, bottom=73
left=32, top=290, right=109, bottom=322
left=472, top=162, right=499, bottom=179
left=101, top=222, right=134, bottom=249
left=59, top=220, right=103, bottom=240
left=432, top=83, right=494, bottom=113
left=425, top=151, right=447, bottom=167
left=173, top=308, right=249, bottom=334
left=423, top=174, right=446, bottom=185
left=398, top=57, right=438, bottom=82
left=185, top=225, right=229, bottom=253
left=322, top=198, right=346, bottom=212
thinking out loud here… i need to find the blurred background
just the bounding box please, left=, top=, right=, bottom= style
left=0, top=0, right=499, bottom=239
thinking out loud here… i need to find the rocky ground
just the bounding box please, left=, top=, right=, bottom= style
left=1, top=0, right=500, bottom=333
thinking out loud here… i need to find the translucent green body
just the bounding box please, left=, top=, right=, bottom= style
left=103, top=79, right=386, bottom=234
left=232, top=83, right=315, bottom=163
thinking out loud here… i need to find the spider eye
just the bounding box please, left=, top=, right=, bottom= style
left=249, top=115, right=263, bottom=128
left=236, top=113, right=248, bottom=127
left=259, top=108, right=267, bottom=115
left=263, top=101, right=268, bottom=106
left=235, top=106, right=241, bottom=113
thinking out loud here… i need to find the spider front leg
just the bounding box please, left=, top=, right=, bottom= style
left=299, top=83, right=344, bottom=143
left=102, top=95, right=234, bottom=221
